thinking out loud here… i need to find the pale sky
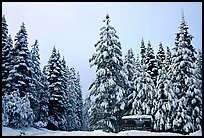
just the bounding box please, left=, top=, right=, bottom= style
left=2, top=2, right=202, bottom=99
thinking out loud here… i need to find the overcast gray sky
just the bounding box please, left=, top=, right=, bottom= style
left=2, top=2, right=202, bottom=99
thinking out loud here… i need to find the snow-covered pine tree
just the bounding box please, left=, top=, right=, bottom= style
left=140, top=38, right=146, bottom=65
left=123, top=48, right=136, bottom=84
left=165, top=46, right=172, bottom=71
left=130, top=64, right=155, bottom=116
left=66, top=67, right=83, bottom=131
left=19, top=93, right=35, bottom=128
left=60, top=57, right=82, bottom=131
left=61, top=57, right=68, bottom=99
left=2, top=15, right=13, bottom=96
left=123, top=48, right=136, bottom=115
left=6, top=22, right=33, bottom=98
left=2, top=91, right=34, bottom=128
left=67, top=67, right=78, bottom=131
left=145, top=41, right=154, bottom=66
left=156, top=42, right=166, bottom=70
left=2, top=15, right=8, bottom=50
left=38, top=65, right=50, bottom=128
left=88, top=14, right=128, bottom=133
left=2, top=14, right=9, bottom=96
left=145, top=41, right=158, bottom=85
left=170, top=12, right=202, bottom=134
left=60, top=57, right=70, bottom=130
left=30, top=40, right=43, bottom=123
left=153, top=67, right=177, bottom=132
left=74, top=71, right=84, bottom=131
left=46, top=47, right=67, bottom=130
left=127, top=53, right=141, bottom=115
left=2, top=34, right=14, bottom=96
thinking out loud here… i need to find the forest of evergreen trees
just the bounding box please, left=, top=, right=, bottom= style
left=2, top=12, right=202, bottom=135
left=2, top=15, right=87, bottom=131
left=87, top=14, right=202, bottom=134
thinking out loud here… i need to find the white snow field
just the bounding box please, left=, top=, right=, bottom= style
left=2, top=126, right=202, bottom=136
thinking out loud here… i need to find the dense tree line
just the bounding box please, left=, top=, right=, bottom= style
left=1, top=15, right=87, bottom=131
left=88, top=14, right=202, bottom=134
left=2, top=13, right=202, bottom=135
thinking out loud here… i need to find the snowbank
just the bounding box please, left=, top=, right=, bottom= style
left=2, top=126, right=202, bottom=136
left=2, top=126, right=53, bottom=136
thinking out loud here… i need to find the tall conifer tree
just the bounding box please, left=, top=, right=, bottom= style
left=7, top=22, right=33, bottom=97
left=140, top=38, right=146, bottom=65
left=46, top=47, right=66, bottom=130
left=145, top=41, right=158, bottom=85
left=170, top=12, right=202, bottom=134
left=88, top=14, right=128, bottom=133
left=2, top=15, right=13, bottom=96
left=156, top=42, right=166, bottom=69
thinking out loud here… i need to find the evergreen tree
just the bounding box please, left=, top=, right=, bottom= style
left=123, top=48, right=136, bottom=115
left=61, top=57, right=68, bottom=100
left=60, top=58, right=81, bottom=131
left=65, top=67, right=83, bottom=131
left=126, top=53, right=141, bottom=115
left=30, top=40, right=43, bottom=122
left=145, top=41, right=154, bottom=65
left=140, top=38, right=146, bottom=65
left=67, top=67, right=78, bottom=131
left=170, top=12, right=202, bottom=134
left=46, top=47, right=67, bottom=130
left=2, top=14, right=8, bottom=95
left=38, top=65, right=50, bottom=127
left=156, top=42, right=166, bottom=69
left=2, top=15, right=8, bottom=49
left=2, top=15, right=13, bottom=96
left=123, top=48, right=136, bottom=83
left=2, top=91, right=34, bottom=128
left=75, top=71, right=84, bottom=130
left=7, top=22, right=33, bottom=98
left=2, top=34, right=13, bottom=96
left=153, top=67, right=177, bottom=132
left=130, top=64, right=155, bottom=115
left=60, top=57, right=70, bottom=130
left=145, top=41, right=158, bottom=85
left=88, top=14, right=128, bottom=133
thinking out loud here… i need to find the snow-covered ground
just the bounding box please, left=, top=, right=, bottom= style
left=2, top=126, right=202, bottom=136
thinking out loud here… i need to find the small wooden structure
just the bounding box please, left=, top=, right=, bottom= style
left=122, top=115, right=152, bottom=131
